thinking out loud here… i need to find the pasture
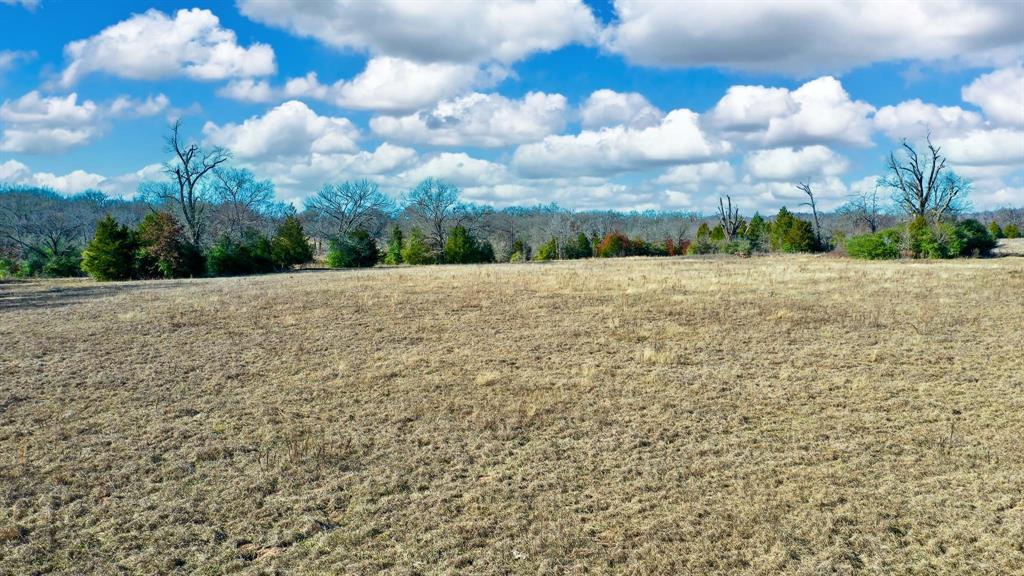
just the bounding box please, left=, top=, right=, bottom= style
left=1, top=255, right=1023, bottom=574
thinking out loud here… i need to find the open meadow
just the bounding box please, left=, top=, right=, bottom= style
left=2, top=255, right=1023, bottom=575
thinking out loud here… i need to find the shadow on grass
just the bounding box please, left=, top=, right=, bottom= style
left=0, top=280, right=196, bottom=311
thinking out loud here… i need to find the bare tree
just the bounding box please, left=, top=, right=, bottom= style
left=211, top=167, right=275, bottom=238
left=796, top=182, right=825, bottom=245
left=842, top=183, right=883, bottom=233
left=882, top=135, right=969, bottom=220
left=403, top=178, right=471, bottom=251
left=0, top=188, right=82, bottom=258
left=305, top=179, right=394, bottom=239
left=162, top=120, right=230, bottom=245
left=717, top=195, right=743, bottom=241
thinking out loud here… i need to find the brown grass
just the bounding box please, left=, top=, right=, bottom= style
left=1, top=255, right=1023, bottom=574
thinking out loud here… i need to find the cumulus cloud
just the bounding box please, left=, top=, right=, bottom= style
left=654, top=161, right=735, bottom=188
left=202, top=100, right=360, bottom=161
left=874, top=99, right=983, bottom=140
left=58, top=8, right=275, bottom=87
left=937, top=128, right=1024, bottom=167
left=370, top=91, right=567, bottom=147
left=219, top=59, right=506, bottom=113
left=237, top=0, right=598, bottom=65
left=962, top=66, right=1024, bottom=127
left=744, top=146, right=849, bottom=181
left=0, top=159, right=107, bottom=193
left=603, top=0, right=1024, bottom=74
left=580, top=89, right=663, bottom=129
left=513, top=109, right=730, bottom=177
left=707, top=77, right=874, bottom=147
left=0, top=50, right=34, bottom=76
left=0, top=91, right=168, bottom=153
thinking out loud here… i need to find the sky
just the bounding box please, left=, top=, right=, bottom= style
left=0, top=0, right=1022, bottom=214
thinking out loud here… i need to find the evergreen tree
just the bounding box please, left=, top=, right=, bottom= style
left=327, top=229, right=379, bottom=268
left=271, top=215, right=314, bottom=269
left=443, top=225, right=487, bottom=264
left=770, top=207, right=817, bottom=253
left=746, top=213, right=767, bottom=251
left=535, top=237, right=558, bottom=261
left=136, top=212, right=201, bottom=278
left=383, top=226, right=404, bottom=265
left=988, top=221, right=1004, bottom=239
left=1005, top=224, right=1020, bottom=239
left=401, top=227, right=433, bottom=265
left=81, top=215, right=138, bottom=281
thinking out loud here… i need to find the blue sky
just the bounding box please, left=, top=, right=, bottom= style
left=1, top=0, right=1022, bottom=213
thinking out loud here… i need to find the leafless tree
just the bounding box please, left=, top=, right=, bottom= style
left=162, top=120, right=230, bottom=245
left=843, top=183, right=883, bottom=233
left=403, top=178, right=471, bottom=251
left=882, top=135, right=969, bottom=220
left=305, top=179, right=394, bottom=240
left=717, top=195, right=743, bottom=241
left=210, top=167, right=275, bottom=238
left=0, top=188, right=82, bottom=258
left=796, top=182, right=825, bottom=245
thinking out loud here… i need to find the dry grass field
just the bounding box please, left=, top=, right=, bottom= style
left=1, top=255, right=1023, bottom=575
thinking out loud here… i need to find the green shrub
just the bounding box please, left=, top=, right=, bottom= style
left=271, top=215, right=314, bottom=269
left=952, top=219, right=996, bottom=257
left=383, top=227, right=403, bottom=265
left=401, top=228, right=433, bottom=265
left=907, top=216, right=954, bottom=259
left=710, top=225, right=726, bottom=243
left=722, top=239, right=752, bottom=256
left=327, top=229, right=379, bottom=268
left=42, top=248, right=83, bottom=277
left=564, top=232, right=592, bottom=259
left=81, top=215, right=138, bottom=281
left=535, top=237, right=558, bottom=261
left=846, top=229, right=902, bottom=259
left=1005, top=224, right=1020, bottom=239
left=988, top=222, right=1004, bottom=239
left=770, top=207, right=817, bottom=253
left=442, top=226, right=492, bottom=264
left=745, top=213, right=767, bottom=251
left=207, top=231, right=277, bottom=276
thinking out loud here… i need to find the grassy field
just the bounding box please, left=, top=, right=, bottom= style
left=1, top=255, right=1023, bottom=575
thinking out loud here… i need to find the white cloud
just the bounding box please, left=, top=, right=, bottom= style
left=218, top=59, right=506, bottom=113
left=603, top=0, right=1024, bottom=74
left=744, top=145, right=849, bottom=181
left=962, top=66, right=1024, bottom=127
left=395, top=152, right=509, bottom=188
left=937, top=128, right=1024, bottom=167
left=58, top=8, right=275, bottom=87
left=0, top=159, right=107, bottom=193
left=237, top=0, right=598, bottom=65
left=370, top=91, right=567, bottom=147
left=0, top=50, right=34, bottom=76
left=707, top=76, right=874, bottom=147
left=580, top=89, right=663, bottom=129
left=0, top=0, right=38, bottom=9
left=202, top=100, right=360, bottom=161
left=0, top=91, right=168, bottom=153
left=513, top=109, right=729, bottom=177
left=874, top=99, right=983, bottom=140
left=655, top=161, right=735, bottom=187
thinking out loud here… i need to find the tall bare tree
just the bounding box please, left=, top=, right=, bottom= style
left=842, top=183, right=883, bottom=233
left=162, top=120, right=230, bottom=245
left=211, top=167, right=275, bottom=238
left=882, top=135, right=968, bottom=220
left=305, top=179, right=394, bottom=239
left=403, top=178, right=471, bottom=251
left=717, top=195, right=743, bottom=241
left=0, top=188, right=82, bottom=258
left=796, top=181, right=824, bottom=245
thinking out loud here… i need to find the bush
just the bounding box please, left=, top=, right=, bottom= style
left=952, top=219, right=996, bottom=257
left=271, top=215, right=314, bottom=269
left=770, top=207, right=818, bottom=253
left=327, top=229, right=379, bottom=268
left=401, top=228, right=433, bottom=265
left=383, top=227, right=403, bottom=265
left=564, top=232, right=592, bottom=259
left=907, top=216, right=951, bottom=259
left=596, top=231, right=632, bottom=258
left=43, top=248, right=83, bottom=277
left=442, top=226, right=492, bottom=264
left=136, top=212, right=202, bottom=278
left=508, top=239, right=530, bottom=262
left=1005, top=223, right=1020, bottom=239
left=846, top=229, right=902, bottom=259
left=988, top=221, right=1004, bottom=239
left=535, top=237, right=558, bottom=261
left=207, top=231, right=277, bottom=276
left=81, top=215, right=138, bottom=281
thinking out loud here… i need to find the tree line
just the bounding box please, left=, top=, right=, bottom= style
left=1, top=126, right=1021, bottom=281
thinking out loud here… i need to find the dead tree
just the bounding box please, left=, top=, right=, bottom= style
left=848, top=184, right=882, bottom=233
left=717, top=195, right=742, bottom=241
left=163, top=120, right=230, bottom=245
left=883, top=134, right=967, bottom=221
left=796, top=181, right=824, bottom=246
left=305, top=179, right=393, bottom=240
